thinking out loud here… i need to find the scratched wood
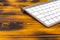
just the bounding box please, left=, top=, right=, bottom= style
left=0, top=0, right=60, bottom=40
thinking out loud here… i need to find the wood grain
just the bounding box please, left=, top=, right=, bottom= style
left=0, top=0, right=60, bottom=40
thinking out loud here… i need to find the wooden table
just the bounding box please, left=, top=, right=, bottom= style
left=0, top=0, right=60, bottom=40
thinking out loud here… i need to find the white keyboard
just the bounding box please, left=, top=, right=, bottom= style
left=22, top=0, right=60, bottom=27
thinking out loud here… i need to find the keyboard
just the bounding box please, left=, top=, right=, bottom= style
left=22, top=0, right=60, bottom=27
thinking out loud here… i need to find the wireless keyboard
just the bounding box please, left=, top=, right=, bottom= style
left=22, top=0, right=60, bottom=27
